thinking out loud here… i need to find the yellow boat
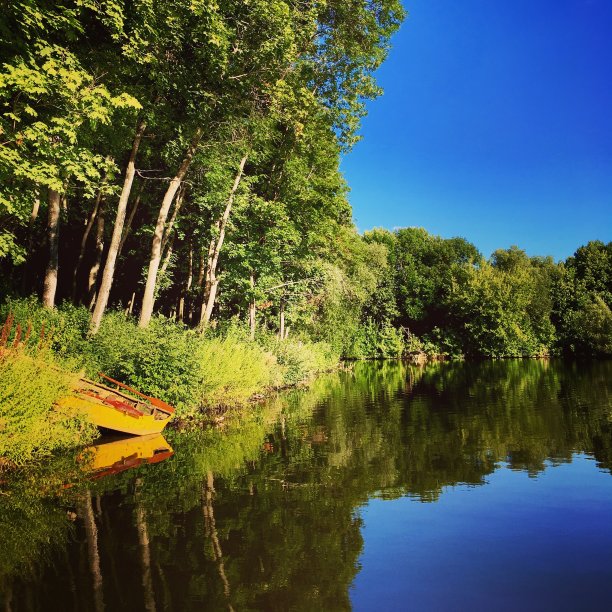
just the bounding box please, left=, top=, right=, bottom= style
left=79, top=433, right=174, bottom=480
left=57, top=373, right=175, bottom=436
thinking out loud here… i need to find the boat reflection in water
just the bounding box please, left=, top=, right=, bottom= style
left=78, top=432, right=174, bottom=480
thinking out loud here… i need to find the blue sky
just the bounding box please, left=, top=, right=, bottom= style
left=341, top=0, right=612, bottom=260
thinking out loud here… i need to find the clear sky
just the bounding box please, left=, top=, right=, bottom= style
left=341, top=0, right=612, bottom=260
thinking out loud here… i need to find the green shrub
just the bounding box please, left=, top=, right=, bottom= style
left=89, top=315, right=280, bottom=415
left=0, top=297, right=90, bottom=359
left=0, top=351, right=97, bottom=465
left=86, top=313, right=204, bottom=411
left=421, top=327, right=464, bottom=358
left=345, top=320, right=405, bottom=359
left=192, top=331, right=278, bottom=411
left=259, top=333, right=338, bottom=386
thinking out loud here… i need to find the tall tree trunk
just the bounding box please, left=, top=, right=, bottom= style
left=139, top=127, right=203, bottom=328
left=178, top=243, right=193, bottom=322
left=197, top=248, right=205, bottom=289
left=249, top=272, right=256, bottom=340
left=42, top=188, right=61, bottom=308
left=158, top=232, right=175, bottom=281
left=73, top=191, right=102, bottom=301
left=279, top=300, right=285, bottom=340
left=161, top=185, right=185, bottom=255
left=199, top=232, right=219, bottom=326
left=199, top=154, right=248, bottom=328
left=127, top=291, right=136, bottom=315
left=87, top=198, right=106, bottom=310
left=117, top=180, right=144, bottom=259
left=191, top=248, right=206, bottom=323
left=90, top=118, right=146, bottom=334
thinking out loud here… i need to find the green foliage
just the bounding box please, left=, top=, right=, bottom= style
left=260, top=333, right=338, bottom=386
left=0, top=299, right=340, bottom=422
left=362, top=230, right=581, bottom=358
left=346, top=320, right=405, bottom=359
left=88, top=313, right=206, bottom=410
left=365, top=227, right=480, bottom=330
left=0, top=296, right=90, bottom=357
left=449, top=255, right=556, bottom=357
left=553, top=241, right=612, bottom=355
left=191, top=331, right=278, bottom=411
left=0, top=351, right=96, bottom=465
left=566, top=295, right=612, bottom=355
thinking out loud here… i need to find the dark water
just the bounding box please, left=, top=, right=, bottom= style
left=1, top=360, right=612, bottom=611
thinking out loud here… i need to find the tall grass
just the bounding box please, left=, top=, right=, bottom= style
left=193, top=332, right=279, bottom=410
left=0, top=350, right=97, bottom=466
left=260, top=333, right=339, bottom=385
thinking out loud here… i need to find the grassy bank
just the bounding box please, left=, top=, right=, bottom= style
left=0, top=348, right=97, bottom=467
left=0, top=297, right=339, bottom=462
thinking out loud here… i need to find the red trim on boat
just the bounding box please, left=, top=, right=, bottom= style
left=98, top=373, right=175, bottom=414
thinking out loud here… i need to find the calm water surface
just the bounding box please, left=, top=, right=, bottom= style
left=1, top=360, right=611, bottom=611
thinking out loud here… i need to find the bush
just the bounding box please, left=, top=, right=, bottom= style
left=86, top=314, right=279, bottom=414
left=86, top=313, right=204, bottom=411
left=0, top=351, right=97, bottom=465
left=569, top=295, right=612, bottom=355
left=345, top=320, right=405, bottom=359
left=258, top=333, right=338, bottom=386
left=193, top=331, right=278, bottom=410
left=0, top=297, right=90, bottom=359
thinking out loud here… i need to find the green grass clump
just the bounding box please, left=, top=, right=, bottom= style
left=0, top=351, right=97, bottom=466
left=260, top=334, right=338, bottom=386
left=192, top=331, right=279, bottom=411
left=86, top=312, right=205, bottom=411
left=0, top=296, right=90, bottom=358
left=88, top=314, right=278, bottom=414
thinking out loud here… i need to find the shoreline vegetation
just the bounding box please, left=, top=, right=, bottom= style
left=0, top=298, right=342, bottom=467
left=0, top=2, right=610, bottom=466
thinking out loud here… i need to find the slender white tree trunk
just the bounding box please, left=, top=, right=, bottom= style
left=117, top=180, right=143, bottom=258
left=160, top=185, right=185, bottom=255
left=139, top=127, right=203, bottom=328
left=42, top=188, right=61, bottom=308
left=87, top=198, right=106, bottom=309
left=200, top=153, right=248, bottom=328
left=249, top=272, right=256, bottom=340
left=73, top=191, right=101, bottom=301
left=178, top=243, right=193, bottom=322
left=158, top=232, right=175, bottom=280
left=90, top=118, right=146, bottom=334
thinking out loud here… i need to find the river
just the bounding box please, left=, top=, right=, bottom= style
left=1, top=359, right=611, bottom=611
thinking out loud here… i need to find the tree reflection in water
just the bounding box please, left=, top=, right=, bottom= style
left=1, top=360, right=611, bottom=610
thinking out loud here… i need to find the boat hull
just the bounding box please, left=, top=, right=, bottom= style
left=58, top=394, right=172, bottom=436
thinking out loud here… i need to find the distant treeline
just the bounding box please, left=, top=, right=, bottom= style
left=358, top=229, right=611, bottom=358
left=0, top=3, right=609, bottom=360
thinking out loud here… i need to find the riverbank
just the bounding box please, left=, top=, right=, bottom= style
left=0, top=297, right=340, bottom=464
